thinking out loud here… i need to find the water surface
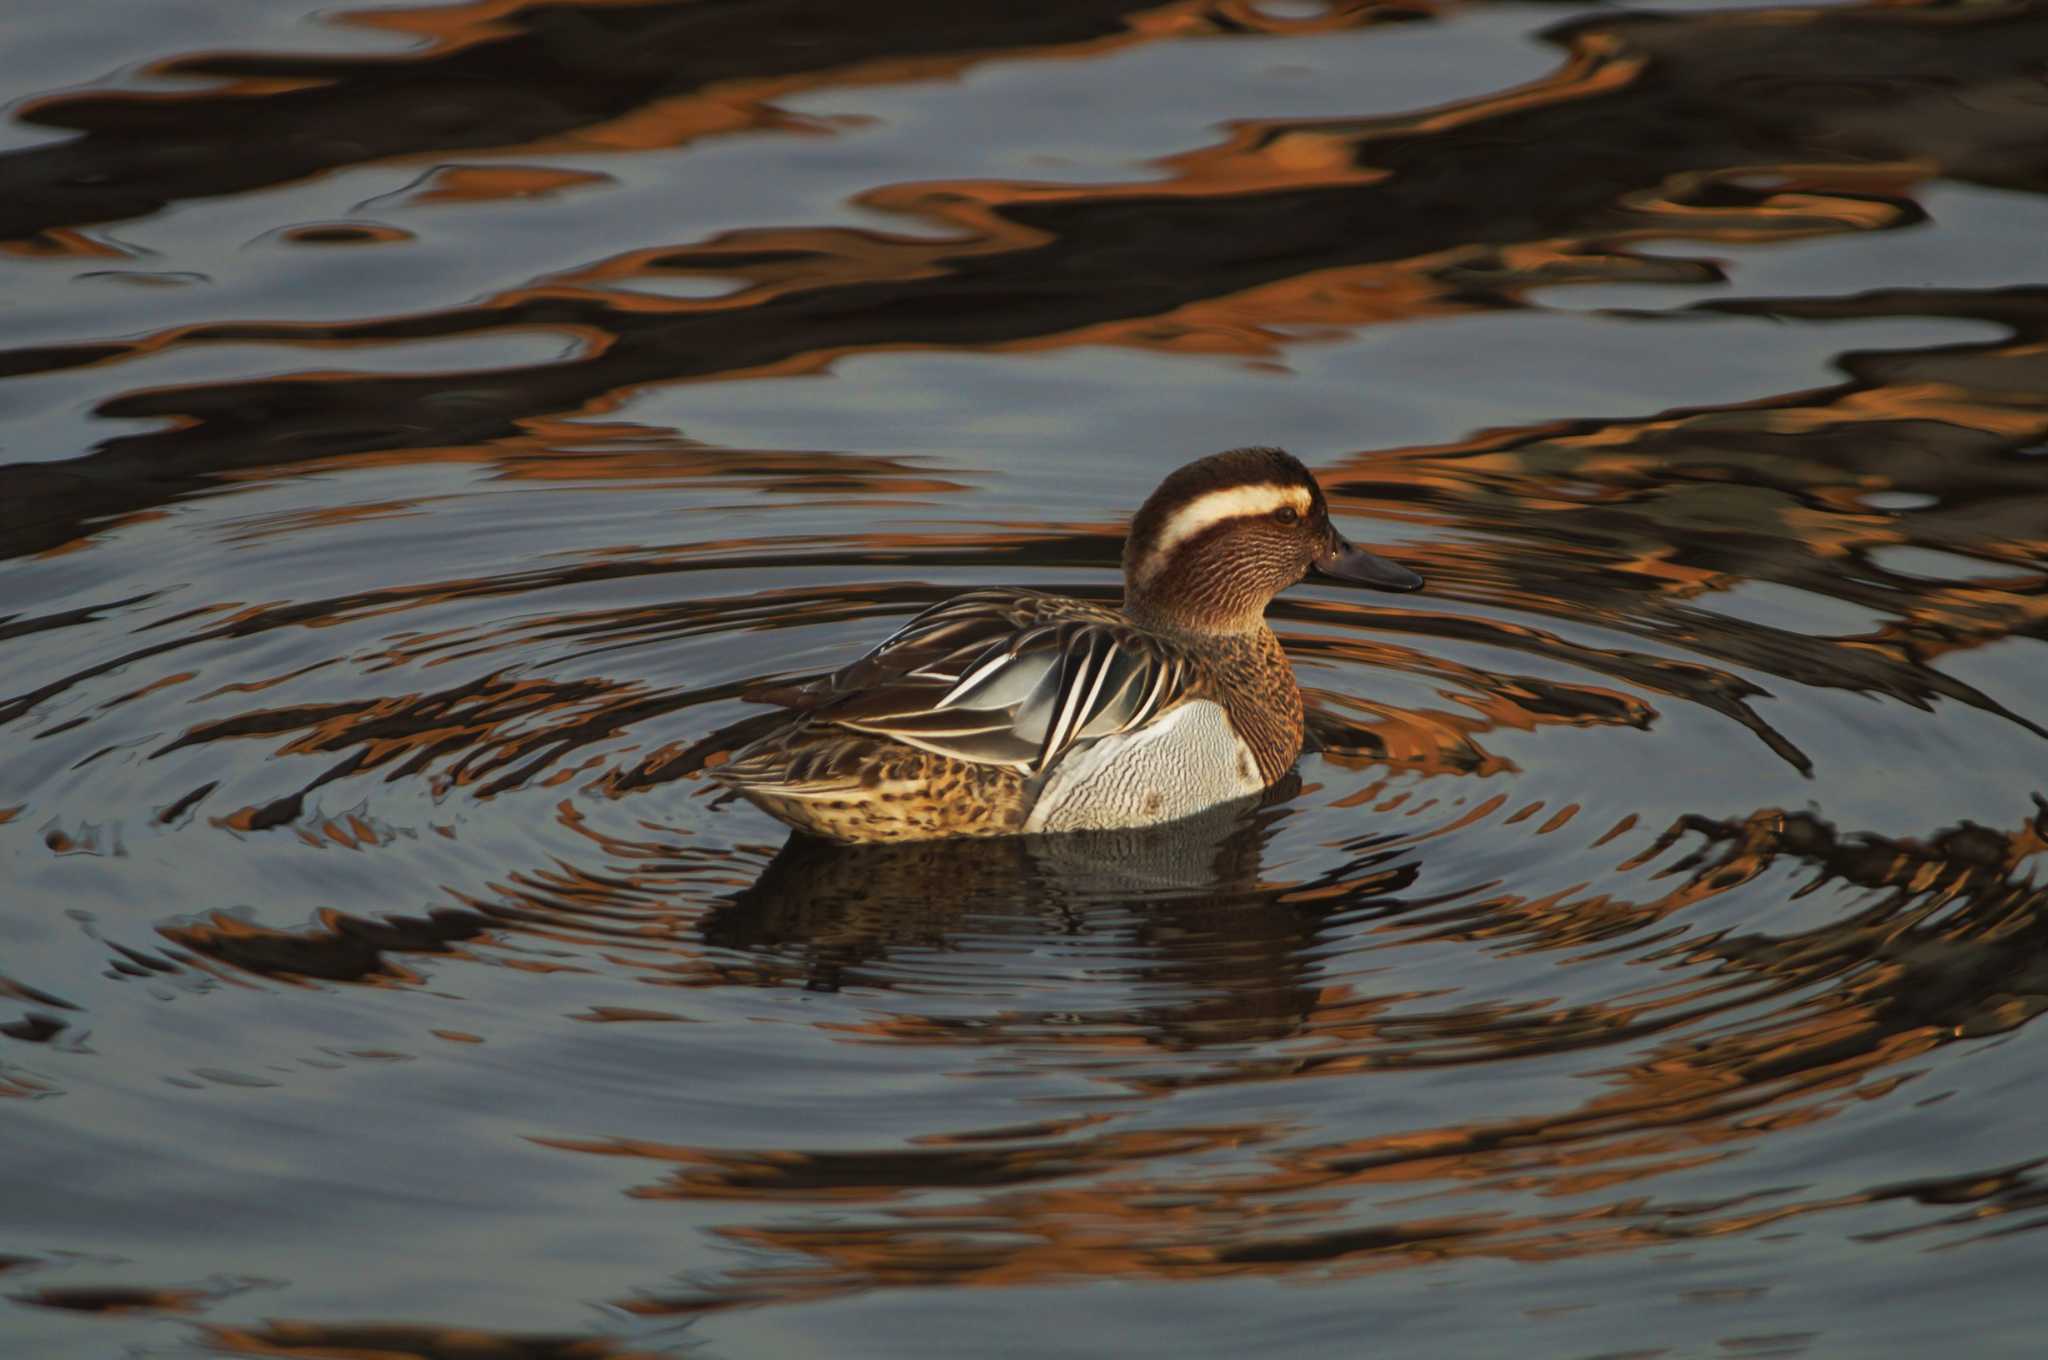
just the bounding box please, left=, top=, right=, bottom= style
left=4, top=1, right=2048, bottom=1356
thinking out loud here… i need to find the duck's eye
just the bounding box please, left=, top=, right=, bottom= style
left=1273, top=506, right=1300, bottom=526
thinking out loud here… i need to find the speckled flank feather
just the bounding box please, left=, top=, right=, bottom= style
left=717, top=733, right=1036, bottom=842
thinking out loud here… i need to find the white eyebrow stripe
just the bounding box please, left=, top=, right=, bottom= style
left=1134, top=482, right=1311, bottom=582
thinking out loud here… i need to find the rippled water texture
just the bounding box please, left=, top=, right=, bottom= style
left=5, top=1, right=2048, bottom=1355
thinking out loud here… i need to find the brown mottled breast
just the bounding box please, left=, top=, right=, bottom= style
left=1189, top=624, right=1303, bottom=785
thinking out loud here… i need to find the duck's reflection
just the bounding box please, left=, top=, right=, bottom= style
left=699, top=775, right=1418, bottom=1045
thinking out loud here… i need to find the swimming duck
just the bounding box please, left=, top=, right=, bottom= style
left=709, top=446, right=1423, bottom=842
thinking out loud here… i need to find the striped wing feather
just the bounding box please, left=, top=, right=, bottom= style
left=715, top=591, right=1192, bottom=790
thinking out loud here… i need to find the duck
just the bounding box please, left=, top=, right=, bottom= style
left=708, top=446, right=1423, bottom=843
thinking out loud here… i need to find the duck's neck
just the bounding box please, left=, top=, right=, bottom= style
left=1121, top=588, right=1272, bottom=639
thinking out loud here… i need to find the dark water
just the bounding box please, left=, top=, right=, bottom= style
left=5, top=0, right=2048, bottom=1355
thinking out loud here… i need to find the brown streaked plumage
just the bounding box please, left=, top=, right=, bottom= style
left=708, top=447, right=1423, bottom=843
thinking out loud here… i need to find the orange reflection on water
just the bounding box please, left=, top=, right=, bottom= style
left=293, top=797, right=2026, bottom=1314
left=203, top=1319, right=671, bottom=1360
left=402, top=164, right=614, bottom=204
left=2, top=2, right=2047, bottom=1356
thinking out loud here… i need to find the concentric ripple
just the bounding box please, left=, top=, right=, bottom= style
left=4, top=0, right=2048, bottom=1356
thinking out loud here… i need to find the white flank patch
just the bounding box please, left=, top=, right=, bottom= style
left=1134, top=482, right=1311, bottom=584
left=1025, top=699, right=1265, bottom=833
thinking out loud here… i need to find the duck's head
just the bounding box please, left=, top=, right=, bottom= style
left=1121, top=446, right=1423, bottom=634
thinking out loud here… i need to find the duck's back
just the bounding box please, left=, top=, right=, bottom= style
left=709, top=589, right=1269, bottom=842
